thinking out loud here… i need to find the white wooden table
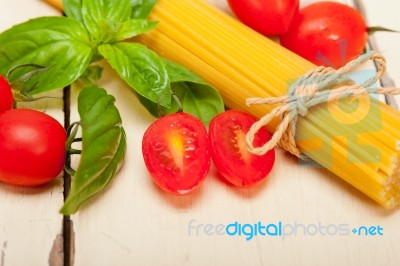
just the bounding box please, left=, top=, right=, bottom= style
left=1, top=0, right=400, bottom=265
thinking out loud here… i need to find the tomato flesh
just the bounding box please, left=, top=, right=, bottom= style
left=209, top=110, right=275, bottom=187
left=228, top=0, right=299, bottom=35
left=0, top=75, right=13, bottom=114
left=279, top=2, right=367, bottom=68
left=142, top=112, right=211, bottom=194
left=0, top=109, right=67, bottom=186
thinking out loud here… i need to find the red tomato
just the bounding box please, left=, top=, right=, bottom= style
left=0, top=109, right=66, bottom=187
left=209, top=110, right=275, bottom=187
left=0, top=75, right=13, bottom=114
left=142, top=112, right=211, bottom=194
left=227, top=0, right=299, bottom=35
left=279, top=1, right=367, bottom=68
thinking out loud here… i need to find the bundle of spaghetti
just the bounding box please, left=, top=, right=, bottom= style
left=137, top=0, right=400, bottom=208
left=46, top=0, right=400, bottom=208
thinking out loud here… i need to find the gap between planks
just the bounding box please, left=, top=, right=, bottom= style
left=62, top=85, right=74, bottom=266
left=49, top=85, right=75, bottom=266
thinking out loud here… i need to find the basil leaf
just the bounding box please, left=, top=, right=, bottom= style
left=139, top=61, right=225, bottom=125
left=177, top=83, right=224, bottom=125
left=0, top=17, right=94, bottom=94
left=113, top=19, right=158, bottom=41
left=60, top=85, right=127, bottom=215
left=98, top=19, right=157, bottom=43
left=82, top=0, right=131, bottom=42
left=165, top=60, right=206, bottom=84
left=130, top=0, right=157, bottom=19
left=64, top=0, right=83, bottom=23
left=99, top=42, right=170, bottom=107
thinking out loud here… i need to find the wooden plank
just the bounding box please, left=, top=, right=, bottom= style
left=0, top=1, right=65, bottom=265
left=4, top=0, right=397, bottom=265
left=69, top=1, right=400, bottom=266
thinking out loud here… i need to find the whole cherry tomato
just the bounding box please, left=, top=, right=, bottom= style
left=0, top=75, right=13, bottom=114
left=142, top=112, right=211, bottom=194
left=0, top=109, right=67, bottom=186
left=209, top=110, right=275, bottom=187
left=227, top=0, right=300, bottom=35
left=279, top=1, right=368, bottom=68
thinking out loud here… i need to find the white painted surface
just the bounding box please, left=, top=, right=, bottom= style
left=0, top=1, right=64, bottom=266
left=1, top=0, right=400, bottom=266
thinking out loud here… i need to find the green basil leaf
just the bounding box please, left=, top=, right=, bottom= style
left=60, top=85, right=127, bottom=215
left=130, top=0, right=157, bottom=19
left=97, top=19, right=157, bottom=43
left=139, top=61, right=225, bottom=125
left=99, top=42, right=170, bottom=107
left=0, top=17, right=94, bottom=94
left=64, top=0, right=83, bottom=23
left=165, top=60, right=206, bottom=84
left=113, top=19, right=158, bottom=41
left=82, top=0, right=131, bottom=41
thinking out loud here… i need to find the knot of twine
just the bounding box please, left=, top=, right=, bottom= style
left=245, top=51, right=400, bottom=157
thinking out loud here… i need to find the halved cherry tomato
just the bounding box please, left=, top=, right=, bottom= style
left=209, top=110, right=275, bottom=187
left=0, top=75, right=13, bottom=114
left=227, top=0, right=299, bottom=35
left=279, top=1, right=368, bottom=68
left=0, top=109, right=67, bottom=186
left=142, top=112, right=211, bottom=194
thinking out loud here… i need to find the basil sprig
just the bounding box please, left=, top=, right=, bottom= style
left=0, top=0, right=224, bottom=123
left=0, top=0, right=224, bottom=213
left=61, top=85, right=126, bottom=215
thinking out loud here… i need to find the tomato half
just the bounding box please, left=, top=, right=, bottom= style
left=227, top=0, right=299, bottom=35
left=209, top=110, right=275, bottom=187
left=279, top=1, right=367, bottom=68
left=142, top=112, right=211, bottom=194
left=0, top=75, right=13, bottom=114
left=0, top=109, right=67, bottom=186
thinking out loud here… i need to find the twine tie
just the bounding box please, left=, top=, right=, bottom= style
left=245, top=51, right=400, bottom=157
